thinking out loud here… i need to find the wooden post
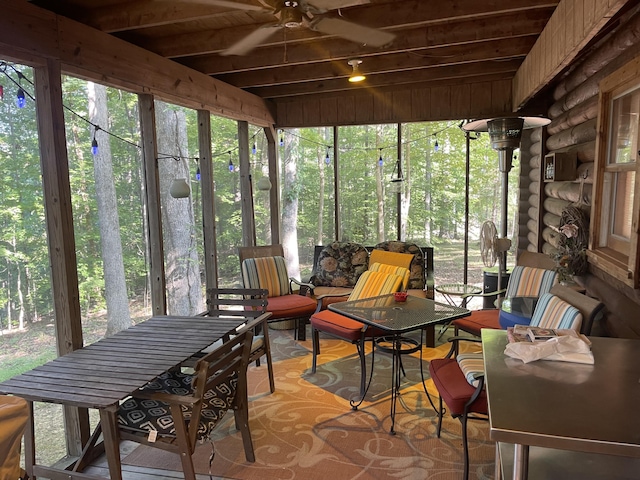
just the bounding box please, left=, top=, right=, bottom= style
left=265, top=126, right=280, bottom=245
left=198, top=110, right=218, bottom=288
left=334, top=126, right=340, bottom=240
left=238, top=121, right=255, bottom=246
left=34, top=58, right=89, bottom=456
left=139, top=94, right=167, bottom=315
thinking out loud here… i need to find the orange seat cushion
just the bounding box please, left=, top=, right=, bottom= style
left=267, top=294, right=316, bottom=319
left=429, top=358, right=487, bottom=416
left=310, top=310, right=386, bottom=342
left=452, top=309, right=500, bottom=336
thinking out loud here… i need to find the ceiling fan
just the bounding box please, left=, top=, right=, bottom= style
left=185, top=0, right=396, bottom=56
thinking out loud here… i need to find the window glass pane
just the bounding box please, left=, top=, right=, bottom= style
left=63, top=77, right=152, bottom=337
left=212, top=116, right=242, bottom=286
left=611, top=170, right=635, bottom=240
left=608, top=88, right=640, bottom=165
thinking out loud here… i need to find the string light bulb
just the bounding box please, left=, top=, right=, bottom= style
left=228, top=152, right=234, bottom=172
left=195, top=164, right=201, bottom=181
left=252, top=143, right=256, bottom=155
left=16, top=87, right=25, bottom=108
left=325, top=148, right=331, bottom=165
left=16, top=72, right=26, bottom=108
left=279, top=131, right=284, bottom=146
left=378, top=149, right=383, bottom=167
left=434, top=139, right=439, bottom=152
left=91, top=126, right=100, bottom=155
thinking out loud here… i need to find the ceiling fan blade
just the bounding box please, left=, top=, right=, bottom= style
left=311, top=17, right=395, bottom=47
left=304, top=0, right=369, bottom=12
left=177, top=0, right=268, bottom=12
left=221, top=24, right=283, bottom=56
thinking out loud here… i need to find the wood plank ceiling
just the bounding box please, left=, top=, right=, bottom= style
left=28, top=0, right=559, bottom=109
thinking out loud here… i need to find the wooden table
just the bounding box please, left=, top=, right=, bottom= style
left=0, top=315, right=246, bottom=480
left=482, top=329, right=640, bottom=480
left=329, top=294, right=470, bottom=433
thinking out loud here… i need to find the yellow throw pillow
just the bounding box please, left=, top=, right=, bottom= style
left=369, top=250, right=414, bottom=270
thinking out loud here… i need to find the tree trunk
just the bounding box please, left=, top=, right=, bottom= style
left=281, top=130, right=301, bottom=280
left=87, top=82, right=132, bottom=336
left=155, top=102, right=203, bottom=316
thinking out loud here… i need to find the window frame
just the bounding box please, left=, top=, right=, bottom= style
left=589, top=56, right=640, bottom=288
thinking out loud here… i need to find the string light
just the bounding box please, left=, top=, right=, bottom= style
left=195, top=163, right=201, bottom=181
left=279, top=130, right=284, bottom=146
left=434, top=139, right=439, bottom=152
left=91, top=126, right=100, bottom=155
left=252, top=143, right=256, bottom=154
left=228, top=152, right=234, bottom=172
left=378, top=149, right=383, bottom=167
left=325, top=147, right=331, bottom=165
left=16, top=88, right=25, bottom=108
left=16, top=72, right=26, bottom=108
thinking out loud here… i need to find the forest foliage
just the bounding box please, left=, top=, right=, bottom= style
left=0, top=61, right=520, bottom=333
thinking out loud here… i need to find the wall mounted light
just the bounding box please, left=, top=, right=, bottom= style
left=348, top=59, right=366, bottom=83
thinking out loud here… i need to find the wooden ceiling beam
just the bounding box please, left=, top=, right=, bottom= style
left=179, top=10, right=552, bottom=74
left=75, top=0, right=267, bottom=32
left=249, top=59, right=521, bottom=99
left=136, top=1, right=556, bottom=59
left=217, top=36, right=536, bottom=88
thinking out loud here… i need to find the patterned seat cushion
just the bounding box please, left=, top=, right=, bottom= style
left=117, top=370, right=237, bottom=440
left=530, top=293, right=583, bottom=331
left=241, top=256, right=290, bottom=297
left=368, top=262, right=411, bottom=291
left=456, top=353, right=485, bottom=388
left=312, top=242, right=368, bottom=288
left=505, top=266, right=558, bottom=298
left=373, top=241, right=425, bottom=290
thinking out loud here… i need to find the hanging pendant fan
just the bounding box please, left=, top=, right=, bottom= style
left=480, top=220, right=498, bottom=268
left=181, top=0, right=395, bottom=56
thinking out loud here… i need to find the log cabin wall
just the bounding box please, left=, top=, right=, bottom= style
left=520, top=6, right=640, bottom=338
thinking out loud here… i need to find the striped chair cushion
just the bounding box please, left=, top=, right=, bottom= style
left=241, top=256, right=290, bottom=298
left=530, top=293, right=583, bottom=331
left=368, top=262, right=411, bottom=291
left=456, top=353, right=485, bottom=388
left=505, top=266, right=558, bottom=298
left=348, top=270, right=404, bottom=301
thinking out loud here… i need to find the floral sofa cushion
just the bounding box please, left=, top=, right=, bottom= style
left=373, top=241, right=425, bottom=290
left=311, top=242, right=368, bottom=288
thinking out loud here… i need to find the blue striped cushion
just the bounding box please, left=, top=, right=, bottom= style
left=530, top=293, right=583, bottom=331
left=456, top=353, right=485, bottom=388
left=241, top=256, right=290, bottom=298
left=505, top=266, right=557, bottom=298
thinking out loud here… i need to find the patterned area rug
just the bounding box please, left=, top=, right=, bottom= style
left=122, top=329, right=494, bottom=479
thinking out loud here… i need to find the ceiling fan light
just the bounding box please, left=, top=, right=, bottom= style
left=348, top=58, right=366, bottom=83
left=281, top=6, right=303, bottom=28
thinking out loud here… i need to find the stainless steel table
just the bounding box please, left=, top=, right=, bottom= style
left=330, top=294, right=470, bottom=433
left=482, top=329, right=640, bottom=480
left=0, top=315, right=247, bottom=480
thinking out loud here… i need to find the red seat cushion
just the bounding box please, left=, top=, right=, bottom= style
left=266, top=294, right=316, bottom=319
left=310, top=310, right=386, bottom=342
left=452, top=309, right=500, bottom=336
left=429, top=358, right=487, bottom=415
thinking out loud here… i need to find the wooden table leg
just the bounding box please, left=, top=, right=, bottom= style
left=99, top=408, right=123, bottom=480
left=24, top=401, right=35, bottom=479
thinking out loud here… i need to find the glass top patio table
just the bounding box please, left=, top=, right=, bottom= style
left=329, top=294, right=470, bottom=434
left=329, top=293, right=471, bottom=333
